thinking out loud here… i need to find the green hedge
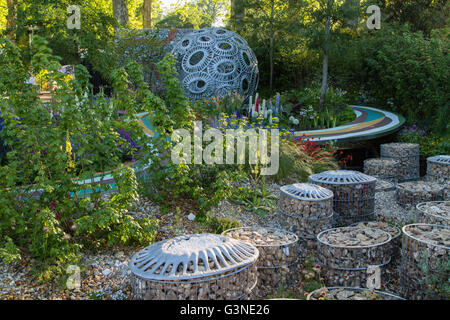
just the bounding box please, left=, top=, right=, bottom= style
left=330, top=24, right=449, bottom=135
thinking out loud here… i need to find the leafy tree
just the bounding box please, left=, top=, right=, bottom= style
left=330, top=23, right=449, bottom=134
left=301, top=0, right=350, bottom=109
left=155, top=0, right=228, bottom=29
left=372, top=0, right=448, bottom=37
left=0, top=1, right=118, bottom=82
left=197, top=0, right=229, bottom=26
left=156, top=2, right=212, bottom=29
left=238, top=0, right=305, bottom=92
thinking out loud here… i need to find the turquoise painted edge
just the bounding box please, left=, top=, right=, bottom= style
left=334, top=106, right=406, bottom=144
left=294, top=106, right=405, bottom=144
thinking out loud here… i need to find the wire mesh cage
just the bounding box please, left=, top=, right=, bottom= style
left=427, top=155, right=450, bottom=184
left=308, top=171, right=377, bottom=225
left=427, top=155, right=450, bottom=200
left=316, top=227, right=393, bottom=288
left=364, top=158, right=400, bottom=184
left=129, top=234, right=259, bottom=300
left=416, top=201, right=450, bottom=226
left=396, top=181, right=446, bottom=210
left=375, top=179, right=395, bottom=193
left=400, top=224, right=450, bottom=300
left=349, top=221, right=402, bottom=272
left=307, top=287, right=405, bottom=300
left=277, top=183, right=336, bottom=265
left=222, top=227, right=299, bottom=298
left=380, top=143, right=420, bottom=182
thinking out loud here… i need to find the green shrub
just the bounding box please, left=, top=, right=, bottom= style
left=0, top=37, right=158, bottom=280
left=331, top=24, right=450, bottom=135
left=201, top=215, right=242, bottom=235
left=397, top=126, right=450, bottom=158
left=274, top=140, right=339, bottom=184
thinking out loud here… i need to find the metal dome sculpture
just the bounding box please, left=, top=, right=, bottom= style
left=171, top=27, right=259, bottom=102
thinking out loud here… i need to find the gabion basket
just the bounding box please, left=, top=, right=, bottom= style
left=416, top=201, right=450, bottom=226
left=307, top=287, right=405, bottom=300
left=308, top=170, right=377, bottom=225
left=349, top=221, right=402, bottom=272
left=129, top=234, right=259, bottom=300
left=364, top=158, right=400, bottom=184
left=277, top=183, right=336, bottom=264
left=427, top=155, right=450, bottom=200
left=400, top=224, right=450, bottom=300
left=316, top=227, right=393, bottom=288
left=427, top=155, right=450, bottom=184
left=375, top=179, right=395, bottom=193
left=396, top=181, right=446, bottom=210
left=380, top=143, right=420, bottom=182
left=222, top=227, right=298, bottom=299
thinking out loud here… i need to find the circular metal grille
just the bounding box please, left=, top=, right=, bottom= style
left=129, top=234, right=259, bottom=281
left=427, top=155, right=450, bottom=165
left=280, top=183, right=334, bottom=201
left=309, top=170, right=377, bottom=185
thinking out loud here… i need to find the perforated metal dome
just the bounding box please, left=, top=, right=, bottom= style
left=308, top=170, right=377, bottom=185
left=129, top=234, right=259, bottom=281
left=280, top=183, right=333, bottom=201
left=427, top=155, right=450, bottom=165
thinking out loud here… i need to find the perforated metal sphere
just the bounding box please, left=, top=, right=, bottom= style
left=171, top=27, right=259, bottom=102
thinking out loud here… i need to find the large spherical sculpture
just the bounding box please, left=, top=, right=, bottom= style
left=171, top=27, right=259, bottom=102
